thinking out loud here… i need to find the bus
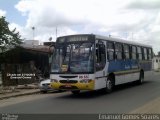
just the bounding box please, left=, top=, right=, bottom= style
left=50, top=34, right=153, bottom=94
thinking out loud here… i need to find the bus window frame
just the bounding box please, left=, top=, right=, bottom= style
left=115, top=42, right=123, bottom=60
left=148, top=48, right=152, bottom=60
left=143, top=47, right=148, bottom=60
left=95, top=39, right=107, bottom=71
left=131, top=45, right=137, bottom=60
left=123, top=44, right=130, bottom=60
left=107, top=41, right=115, bottom=61
left=137, top=46, right=142, bottom=60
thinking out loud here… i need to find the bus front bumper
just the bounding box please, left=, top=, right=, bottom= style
left=50, top=80, right=95, bottom=90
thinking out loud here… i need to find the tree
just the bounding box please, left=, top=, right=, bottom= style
left=0, top=16, right=22, bottom=52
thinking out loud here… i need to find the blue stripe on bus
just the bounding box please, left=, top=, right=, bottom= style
left=108, top=60, right=152, bottom=73
left=139, top=61, right=152, bottom=71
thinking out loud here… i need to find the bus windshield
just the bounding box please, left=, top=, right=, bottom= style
left=51, top=42, right=94, bottom=73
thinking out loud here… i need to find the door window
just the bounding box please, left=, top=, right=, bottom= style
left=96, top=40, right=106, bottom=71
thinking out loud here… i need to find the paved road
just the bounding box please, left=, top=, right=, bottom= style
left=0, top=72, right=160, bottom=114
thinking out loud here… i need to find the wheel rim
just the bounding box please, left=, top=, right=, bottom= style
left=140, top=74, right=144, bottom=83
left=72, top=90, right=80, bottom=94
left=106, top=79, right=112, bottom=90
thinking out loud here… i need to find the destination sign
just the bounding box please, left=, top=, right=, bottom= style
left=58, top=36, right=89, bottom=43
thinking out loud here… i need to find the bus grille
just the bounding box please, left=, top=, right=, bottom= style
left=59, top=86, right=78, bottom=90
left=59, top=80, right=78, bottom=84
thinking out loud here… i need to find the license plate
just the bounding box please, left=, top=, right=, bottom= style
left=65, top=84, right=71, bottom=87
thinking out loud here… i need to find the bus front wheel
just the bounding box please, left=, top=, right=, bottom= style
left=71, top=90, right=80, bottom=95
left=104, top=77, right=114, bottom=93
left=137, top=71, right=144, bottom=84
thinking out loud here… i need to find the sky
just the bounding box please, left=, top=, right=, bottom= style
left=0, top=0, right=160, bottom=54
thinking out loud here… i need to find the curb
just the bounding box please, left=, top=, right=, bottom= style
left=0, top=90, right=40, bottom=100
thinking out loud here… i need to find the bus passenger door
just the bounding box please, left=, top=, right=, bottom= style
left=95, top=40, right=107, bottom=89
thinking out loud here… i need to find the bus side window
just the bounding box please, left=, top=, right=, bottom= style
left=107, top=42, right=114, bottom=61
left=131, top=46, right=137, bottom=60
left=96, top=41, right=106, bottom=71
left=143, top=48, right=147, bottom=60
left=148, top=48, right=152, bottom=60
left=115, top=43, right=122, bottom=60
left=137, top=46, right=142, bottom=60
left=123, top=44, right=130, bottom=59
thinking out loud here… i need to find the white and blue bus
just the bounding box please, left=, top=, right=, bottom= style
left=50, top=34, right=153, bottom=94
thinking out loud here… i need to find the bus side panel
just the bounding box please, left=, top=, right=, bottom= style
left=108, top=59, right=140, bottom=85
left=125, top=73, right=139, bottom=83
left=107, top=59, right=138, bottom=72
left=94, top=62, right=109, bottom=90
left=140, top=60, right=153, bottom=79
left=94, top=78, right=106, bottom=90
left=115, top=73, right=139, bottom=85
left=108, top=60, right=126, bottom=73
left=115, top=75, right=124, bottom=85
left=140, top=61, right=152, bottom=71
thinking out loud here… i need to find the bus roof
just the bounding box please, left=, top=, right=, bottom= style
left=95, top=34, right=152, bottom=48
left=57, top=34, right=152, bottom=48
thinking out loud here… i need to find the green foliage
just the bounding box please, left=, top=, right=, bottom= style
left=0, top=16, right=22, bottom=52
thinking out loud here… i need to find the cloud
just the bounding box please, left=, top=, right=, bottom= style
left=9, top=23, right=29, bottom=38
left=15, top=0, right=133, bottom=28
left=15, top=0, right=90, bottom=28
left=0, top=9, right=6, bottom=17
left=14, top=0, right=160, bottom=53
left=127, top=0, right=160, bottom=9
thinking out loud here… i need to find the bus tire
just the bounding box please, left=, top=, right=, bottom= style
left=137, top=71, right=144, bottom=84
left=104, top=77, right=114, bottom=93
left=40, top=91, right=47, bottom=94
left=71, top=90, right=80, bottom=95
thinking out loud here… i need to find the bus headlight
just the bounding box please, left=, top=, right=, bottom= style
left=80, top=79, right=92, bottom=83
left=51, top=79, right=58, bottom=83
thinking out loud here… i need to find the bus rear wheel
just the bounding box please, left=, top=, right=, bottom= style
left=137, top=71, right=144, bottom=84
left=71, top=90, right=80, bottom=95
left=104, top=77, right=114, bottom=93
